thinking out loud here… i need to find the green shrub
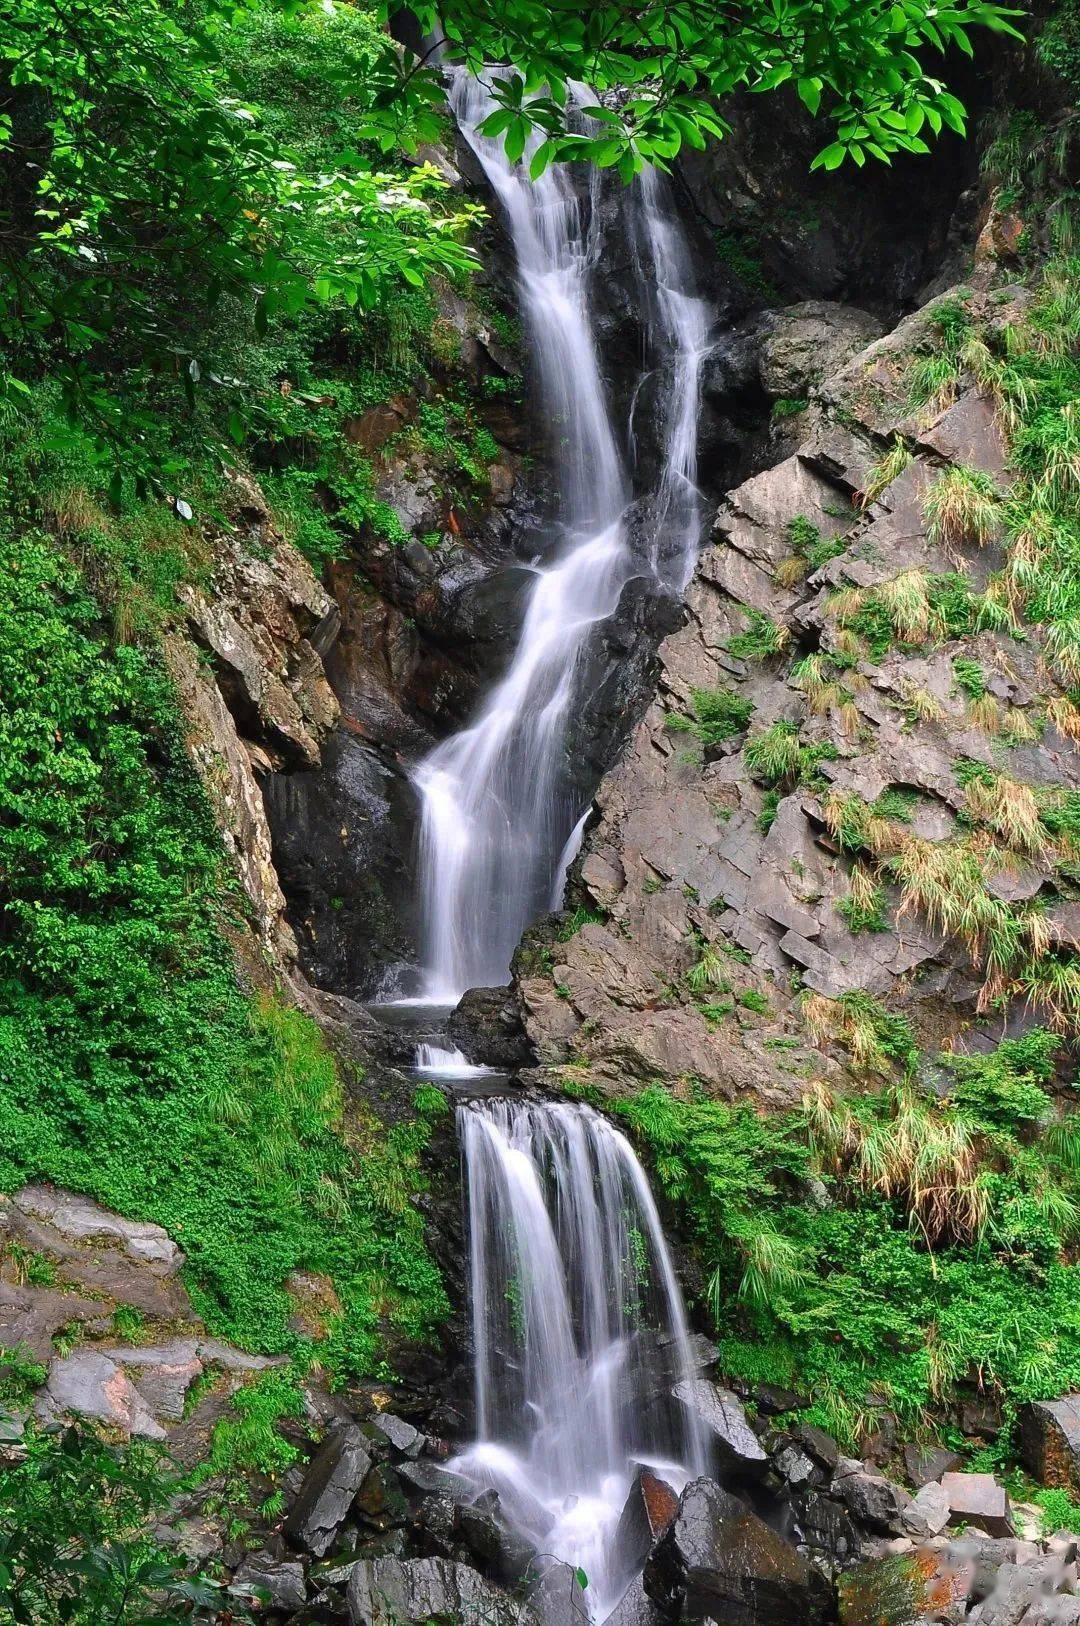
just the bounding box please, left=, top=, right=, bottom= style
left=667, top=686, right=755, bottom=748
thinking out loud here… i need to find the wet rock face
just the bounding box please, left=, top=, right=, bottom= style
left=346, top=1556, right=536, bottom=1626
left=644, top=1477, right=830, bottom=1624
left=1021, top=1397, right=1080, bottom=1499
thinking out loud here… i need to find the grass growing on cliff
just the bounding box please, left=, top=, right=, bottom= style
left=612, top=1029, right=1080, bottom=1449
left=0, top=513, right=447, bottom=1373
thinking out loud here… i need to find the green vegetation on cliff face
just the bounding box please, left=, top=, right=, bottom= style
left=0, top=0, right=476, bottom=1380
left=603, top=1026, right=1080, bottom=1453
left=0, top=504, right=447, bottom=1369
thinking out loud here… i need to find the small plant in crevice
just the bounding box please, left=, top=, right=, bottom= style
left=924, top=464, right=1001, bottom=551
left=775, top=513, right=849, bottom=586
left=838, top=863, right=889, bottom=933
left=744, top=721, right=837, bottom=792
left=666, top=685, right=754, bottom=749
left=725, top=610, right=789, bottom=662
left=860, top=436, right=913, bottom=508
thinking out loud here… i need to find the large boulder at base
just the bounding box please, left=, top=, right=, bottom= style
left=643, top=1477, right=830, bottom=1625
left=673, top=1380, right=767, bottom=1475
left=526, top=1555, right=589, bottom=1626
left=615, top=1467, right=680, bottom=1572
left=457, top=1493, right=535, bottom=1584
left=1021, top=1397, right=1080, bottom=1497
left=232, top=1552, right=307, bottom=1612
left=831, top=1463, right=910, bottom=1533
left=941, top=1472, right=1014, bottom=1539
left=346, top=1556, right=535, bottom=1625
left=283, top=1424, right=373, bottom=1558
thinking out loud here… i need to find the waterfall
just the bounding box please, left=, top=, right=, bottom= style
left=454, top=1099, right=708, bottom=1620
left=412, top=72, right=710, bottom=1002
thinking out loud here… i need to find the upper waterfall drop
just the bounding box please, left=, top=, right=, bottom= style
left=412, top=72, right=710, bottom=1002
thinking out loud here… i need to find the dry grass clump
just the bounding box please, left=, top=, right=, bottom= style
left=923, top=465, right=1001, bottom=550
left=963, top=774, right=1045, bottom=854
left=860, top=437, right=914, bottom=509
left=805, top=1080, right=989, bottom=1246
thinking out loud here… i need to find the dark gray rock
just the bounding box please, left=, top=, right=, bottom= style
left=794, top=1423, right=840, bottom=1473
left=759, top=302, right=884, bottom=399
left=369, top=1412, right=421, bottom=1459
left=355, top=1463, right=410, bottom=1530
left=903, top=1442, right=964, bottom=1488
left=604, top=1575, right=665, bottom=1626
left=831, top=1466, right=911, bottom=1533
left=1021, top=1396, right=1080, bottom=1497
left=750, top=1382, right=810, bottom=1416
left=644, top=1477, right=830, bottom=1625
left=346, top=1557, right=534, bottom=1625
left=902, top=1480, right=951, bottom=1539
left=233, top=1552, right=307, bottom=1612
left=448, top=985, right=533, bottom=1068
left=673, top=1380, right=768, bottom=1475
left=395, top=1458, right=471, bottom=1500
left=457, top=1494, right=535, bottom=1584
left=614, top=1466, right=680, bottom=1572
left=790, top=1489, right=858, bottom=1562
left=284, top=1425, right=373, bottom=1558
left=525, top=1555, right=589, bottom=1626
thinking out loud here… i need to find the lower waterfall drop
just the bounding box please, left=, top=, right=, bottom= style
left=453, top=1098, right=709, bottom=1621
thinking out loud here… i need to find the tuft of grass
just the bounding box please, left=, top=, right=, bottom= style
left=838, top=864, right=889, bottom=933
left=725, top=610, right=790, bottom=662
left=924, top=464, right=1001, bottom=550
left=667, top=685, right=754, bottom=748
left=860, top=437, right=913, bottom=508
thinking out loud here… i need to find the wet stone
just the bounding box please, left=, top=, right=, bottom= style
left=283, top=1424, right=373, bottom=1558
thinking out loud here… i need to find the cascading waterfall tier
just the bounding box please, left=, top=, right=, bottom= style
left=453, top=1098, right=709, bottom=1621
left=412, top=71, right=710, bottom=1002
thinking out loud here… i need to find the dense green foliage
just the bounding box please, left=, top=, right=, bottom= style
left=0, top=1421, right=247, bottom=1624
left=396, top=0, right=1023, bottom=177
left=609, top=1029, right=1080, bottom=1450
left=0, top=499, right=447, bottom=1367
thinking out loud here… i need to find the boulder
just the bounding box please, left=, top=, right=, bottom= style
left=369, top=1412, right=422, bottom=1459
left=38, top=1351, right=165, bottom=1440
left=902, top=1443, right=964, bottom=1488
left=1021, top=1397, right=1080, bottom=1497
left=346, top=1557, right=534, bottom=1625
left=831, top=1465, right=911, bottom=1533
left=673, top=1380, right=767, bottom=1474
left=614, top=1467, right=680, bottom=1571
left=759, top=302, right=884, bottom=399
left=233, top=1552, right=307, bottom=1612
left=902, top=1481, right=952, bottom=1539
left=284, top=1425, right=373, bottom=1558
left=605, top=1576, right=666, bottom=1626
left=942, top=1472, right=1013, bottom=1539
left=790, top=1489, right=858, bottom=1562
left=794, top=1424, right=840, bottom=1473
left=525, top=1555, right=589, bottom=1626
left=644, top=1477, right=830, bottom=1625
left=100, top=1340, right=203, bottom=1423
left=355, top=1463, right=410, bottom=1530
left=448, top=985, right=533, bottom=1068
left=457, top=1494, right=535, bottom=1584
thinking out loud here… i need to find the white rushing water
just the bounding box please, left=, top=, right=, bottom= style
left=412, top=72, right=710, bottom=1002
left=454, top=1099, right=708, bottom=1620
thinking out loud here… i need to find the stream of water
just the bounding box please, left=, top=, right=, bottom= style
left=453, top=1099, right=708, bottom=1620
left=405, top=75, right=713, bottom=1621
left=413, top=71, right=710, bottom=1003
